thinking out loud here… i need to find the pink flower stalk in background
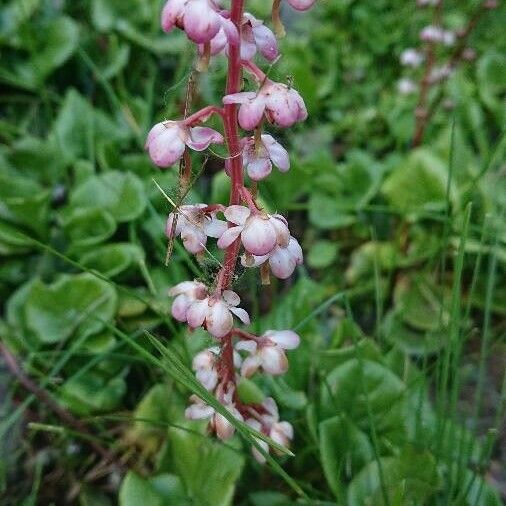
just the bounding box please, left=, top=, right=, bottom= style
left=146, top=0, right=317, bottom=458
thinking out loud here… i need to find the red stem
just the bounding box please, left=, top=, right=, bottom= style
left=241, top=59, right=267, bottom=83
left=183, top=105, right=224, bottom=126
left=216, top=0, right=246, bottom=293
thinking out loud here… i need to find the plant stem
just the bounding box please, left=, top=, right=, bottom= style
left=217, top=0, right=246, bottom=293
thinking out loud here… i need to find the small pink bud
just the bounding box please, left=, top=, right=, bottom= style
left=287, top=0, right=317, bottom=10
left=400, top=48, right=424, bottom=67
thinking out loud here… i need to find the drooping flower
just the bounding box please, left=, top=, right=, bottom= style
left=242, top=236, right=303, bottom=279
left=223, top=80, right=307, bottom=130
left=246, top=397, right=294, bottom=463
left=185, top=393, right=243, bottom=440
left=199, top=12, right=278, bottom=62
left=168, top=280, right=207, bottom=322
left=166, top=204, right=227, bottom=254
left=186, top=289, right=250, bottom=338
left=192, top=347, right=242, bottom=391
left=217, top=206, right=290, bottom=256
left=236, top=329, right=300, bottom=377
left=400, top=48, right=424, bottom=67
left=145, top=121, right=223, bottom=168
left=161, top=0, right=225, bottom=43
left=420, top=25, right=455, bottom=46
left=241, top=134, right=289, bottom=181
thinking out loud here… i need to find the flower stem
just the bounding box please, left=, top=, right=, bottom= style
left=217, top=0, right=246, bottom=293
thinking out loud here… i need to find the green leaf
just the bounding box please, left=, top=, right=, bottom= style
left=79, top=243, right=145, bottom=277
left=319, top=415, right=374, bottom=497
left=119, top=472, right=190, bottom=506
left=24, top=273, right=117, bottom=344
left=168, top=423, right=244, bottom=506
left=237, top=377, right=265, bottom=405
left=62, top=208, right=117, bottom=249
left=0, top=173, right=50, bottom=234
left=0, top=220, right=33, bottom=255
left=60, top=370, right=126, bottom=415
left=347, top=449, right=440, bottom=505
left=70, top=171, right=146, bottom=223
left=382, top=149, right=454, bottom=214
left=307, top=240, right=338, bottom=269
left=51, top=89, right=128, bottom=161
left=321, top=358, right=406, bottom=439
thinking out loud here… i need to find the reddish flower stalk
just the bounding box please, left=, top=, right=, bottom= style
left=410, top=0, right=497, bottom=147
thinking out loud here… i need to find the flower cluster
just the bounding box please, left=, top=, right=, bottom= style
left=147, top=0, right=317, bottom=461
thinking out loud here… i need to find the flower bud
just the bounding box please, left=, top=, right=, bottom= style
left=287, top=0, right=317, bottom=10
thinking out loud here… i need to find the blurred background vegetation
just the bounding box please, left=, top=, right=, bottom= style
left=0, top=0, right=505, bottom=504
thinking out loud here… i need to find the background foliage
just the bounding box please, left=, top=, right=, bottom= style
left=0, top=0, right=505, bottom=504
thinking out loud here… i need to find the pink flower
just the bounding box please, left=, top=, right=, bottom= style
left=192, top=347, right=242, bottom=391
left=242, top=236, right=303, bottom=279
left=246, top=397, right=294, bottom=463
left=161, top=0, right=224, bottom=43
left=145, top=121, right=223, bottom=168
left=217, top=206, right=289, bottom=256
left=168, top=280, right=207, bottom=322
left=185, top=392, right=243, bottom=440
left=420, top=26, right=454, bottom=46
left=223, top=80, right=307, bottom=130
left=287, top=0, right=318, bottom=10
left=241, top=134, right=289, bottom=181
left=236, top=329, right=300, bottom=377
left=199, top=13, right=278, bottom=62
left=166, top=204, right=227, bottom=254
left=397, top=78, right=418, bottom=95
left=186, top=290, right=250, bottom=338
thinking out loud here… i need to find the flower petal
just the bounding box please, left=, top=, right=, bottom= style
left=246, top=156, right=272, bottom=181
left=186, top=299, right=209, bottom=328
left=263, top=134, right=290, bottom=172
left=241, top=216, right=277, bottom=256
left=252, top=23, right=279, bottom=61
left=229, top=306, right=251, bottom=325
left=186, top=126, right=224, bottom=151
left=222, top=91, right=257, bottom=105
left=238, top=96, right=266, bottom=130
left=268, top=246, right=296, bottom=279
left=183, top=0, right=221, bottom=43
left=203, top=217, right=228, bottom=238
left=241, top=355, right=262, bottom=378
left=235, top=340, right=257, bottom=354
left=222, top=290, right=240, bottom=306
left=185, top=403, right=214, bottom=420
left=264, top=330, right=300, bottom=350
left=207, top=301, right=233, bottom=338
left=259, top=345, right=288, bottom=375
left=224, top=205, right=250, bottom=225
left=217, top=226, right=243, bottom=249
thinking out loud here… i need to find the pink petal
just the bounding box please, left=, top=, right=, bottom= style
left=246, top=156, right=272, bottom=181
left=229, top=306, right=250, bottom=325
left=235, top=340, right=257, bottom=354
left=252, top=24, right=279, bottom=61
left=203, top=217, right=228, bottom=238
left=192, top=349, right=215, bottom=370
left=220, top=17, right=239, bottom=45
left=287, top=236, right=303, bottom=264
left=259, top=346, right=288, bottom=375
left=206, top=301, right=233, bottom=338
left=186, top=126, right=224, bottom=151
left=268, top=246, right=296, bottom=279
left=264, top=330, right=300, bottom=350
left=241, top=355, right=262, bottom=377
left=183, top=1, right=221, bottom=43
left=224, top=205, right=250, bottom=225
left=185, top=403, right=214, bottom=420
left=263, top=134, right=290, bottom=172
left=214, top=412, right=236, bottom=440
left=222, top=91, right=257, bottom=105
left=241, top=216, right=277, bottom=256
left=217, top=226, right=243, bottom=249
left=161, top=0, right=186, bottom=32
left=181, top=227, right=207, bottom=254
left=238, top=97, right=266, bottom=130
left=222, top=290, right=240, bottom=306
left=186, top=299, right=209, bottom=328
left=171, top=294, right=192, bottom=322
left=147, top=124, right=186, bottom=167
left=269, top=215, right=290, bottom=248
left=287, top=0, right=317, bottom=10
left=196, top=368, right=218, bottom=391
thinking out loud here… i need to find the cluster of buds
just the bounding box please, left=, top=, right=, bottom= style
left=146, top=0, right=317, bottom=461
left=398, top=0, right=498, bottom=146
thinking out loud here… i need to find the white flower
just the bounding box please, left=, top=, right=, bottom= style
left=241, top=134, right=290, bottom=181
left=168, top=280, right=207, bottom=322
left=242, top=236, right=303, bottom=280
left=186, top=290, right=250, bottom=338
left=236, top=330, right=300, bottom=377
left=217, top=206, right=289, bottom=256
left=166, top=204, right=227, bottom=254
left=397, top=78, right=418, bottom=95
